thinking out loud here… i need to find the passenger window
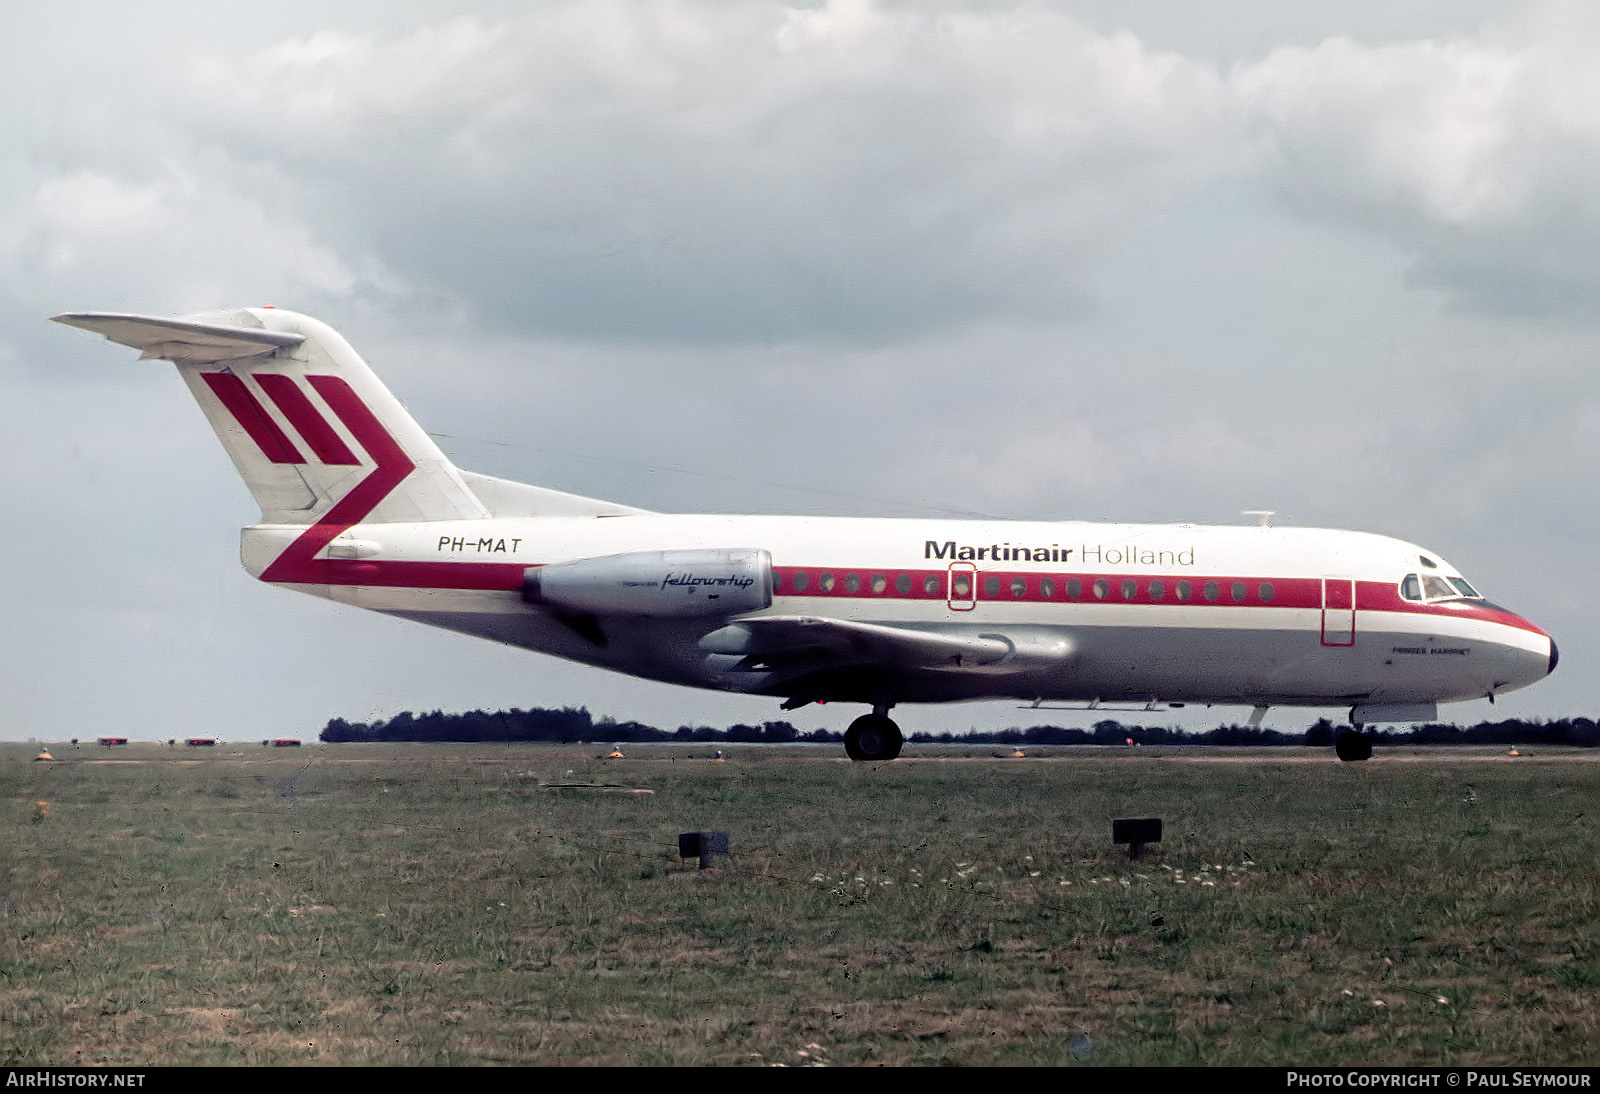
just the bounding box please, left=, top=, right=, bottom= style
left=870, top=574, right=887, bottom=594
left=1093, top=579, right=1109, bottom=600
left=924, top=575, right=942, bottom=596
left=896, top=574, right=912, bottom=595
left=793, top=571, right=809, bottom=592
left=1040, top=578, right=1056, bottom=599
left=1232, top=581, right=1246, bottom=603
left=1203, top=581, right=1219, bottom=602
left=845, top=572, right=861, bottom=594
left=1401, top=574, right=1421, bottom=601
left=1011, top=577, right=1027, bottom=598
left=1176, top=581, right=1192, bottom=601
left=1149, top=580, right=1164, bottom=600
left=1121, top=579, right=1137, bottom=600
left=984, top=576, right=1001, bottom=597
left=1259, top=582, right=1274, bottom=603
left=820, top=572, right=836, bottom=593
left=1067, top=579, right=1082, bottom=598
left=952, top=575, right=971, bottom=597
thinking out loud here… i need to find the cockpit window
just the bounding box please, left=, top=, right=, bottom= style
left=1404, top=571, right=1486, bottom=603
left=1422, top=575, right=1457, bottom=600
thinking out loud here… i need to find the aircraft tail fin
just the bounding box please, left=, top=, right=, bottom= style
left=54, top=308, right=492, bottom=526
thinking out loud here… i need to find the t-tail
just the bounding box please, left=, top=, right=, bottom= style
left=52, top=308, right=644, bottom=584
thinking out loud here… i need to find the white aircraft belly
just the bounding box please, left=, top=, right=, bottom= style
left=348, top=594, right=1534, bottom=710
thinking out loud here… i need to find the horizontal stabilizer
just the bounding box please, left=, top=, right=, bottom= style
left=52, top=312, right=305, bottom=362
left=57, top=306, right=491, bottom=525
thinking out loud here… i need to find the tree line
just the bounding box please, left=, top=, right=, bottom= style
left=320, top=708, right=1600, bottom=747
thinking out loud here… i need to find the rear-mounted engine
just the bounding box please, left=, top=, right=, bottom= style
left=523, top=548, right=773, bottom=618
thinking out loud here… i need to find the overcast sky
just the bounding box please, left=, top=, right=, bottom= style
left=6, top=0, right=1597, bottom=741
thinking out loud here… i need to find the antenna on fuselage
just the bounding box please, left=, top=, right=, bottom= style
left=1242, top=510, right=1275, bottom=528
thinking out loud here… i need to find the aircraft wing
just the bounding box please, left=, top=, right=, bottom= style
left=698, top=615, right=1070, bottom=674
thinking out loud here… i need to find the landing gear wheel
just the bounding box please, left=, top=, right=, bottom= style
left=1335, top=730, right=1373, bottom=762
left=845, top=714, right=903, bottom=762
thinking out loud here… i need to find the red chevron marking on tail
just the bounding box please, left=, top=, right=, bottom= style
left=246, top=375, right=524, bottom=592
left=261, top=375, right=415, bottom=584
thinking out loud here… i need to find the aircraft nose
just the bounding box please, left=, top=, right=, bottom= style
left=1488, top=608, right=1556, bottom=694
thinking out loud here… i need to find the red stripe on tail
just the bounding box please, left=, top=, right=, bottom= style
left=256, top=373, right=361, bottom=465
left=201, top=372, right=304, bottom=464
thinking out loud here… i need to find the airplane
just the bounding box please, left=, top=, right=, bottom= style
left=54, top=308, right=1558, bottom=763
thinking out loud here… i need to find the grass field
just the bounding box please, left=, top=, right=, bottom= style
left=2, top=741, right=1596, bottom=1066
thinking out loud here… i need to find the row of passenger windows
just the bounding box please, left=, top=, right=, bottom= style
left=782, top=570, right=1276, bottom=604
left=790, top=571, right=933, bottom=595
left=966, top=575, right=1276, bottom=604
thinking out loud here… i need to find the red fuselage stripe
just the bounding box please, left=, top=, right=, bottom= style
left=765, top=566, right=1544, bottom=635
left=202, top=372, right=304, bottom=464
left=320, top=559, right=526, bottom=590
left=255, top=373, right=362, bottom=465
left=265, top=553, right=1543, bottom=637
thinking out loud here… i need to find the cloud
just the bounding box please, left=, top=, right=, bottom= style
left=15, top=2, right=1600, bottom=341
left=158, top=1, right=1233, bottom=341
left=3, top=166, right=396, bottom=318
left=1234, top=7, right=1600, bottom=314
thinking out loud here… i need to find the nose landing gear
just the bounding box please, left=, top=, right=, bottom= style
left=1335, top=729, right=1373, bottom=762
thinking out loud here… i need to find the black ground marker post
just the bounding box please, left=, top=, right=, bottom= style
left=678, top=830, right=730, bottom=869
left=1112, top=818, right=1163, bottom=860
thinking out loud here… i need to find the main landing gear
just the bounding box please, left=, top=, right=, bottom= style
left=845, top=707, right=903, bottom=762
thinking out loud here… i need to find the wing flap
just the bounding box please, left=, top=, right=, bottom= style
left=700, top=615, right=1015, bottom=669
left=53, top=311, right=305, bottom=362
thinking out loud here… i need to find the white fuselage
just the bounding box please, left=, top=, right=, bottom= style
left=241, top=514, right=1554, bottom=712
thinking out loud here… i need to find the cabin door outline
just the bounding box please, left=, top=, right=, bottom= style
left=1321, top=576, right=1356, bottom=647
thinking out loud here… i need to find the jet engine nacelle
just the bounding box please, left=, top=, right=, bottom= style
left=523, top=548, right=773, bottom=618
